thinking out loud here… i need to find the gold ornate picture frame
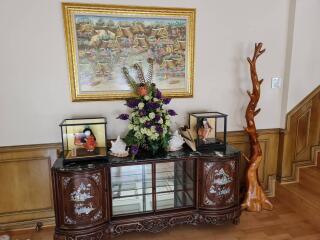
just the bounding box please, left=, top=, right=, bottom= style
left=62, top=3, right=196, bottom=101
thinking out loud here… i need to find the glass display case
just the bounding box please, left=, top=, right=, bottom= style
left=111, top=160, right=195, bottom=217
left=60, top=117, right=107, bottom=161
left=189, top=112, right=227, bottom=150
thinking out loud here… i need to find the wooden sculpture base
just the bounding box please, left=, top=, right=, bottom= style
left=241, top=156, right=273, bottom=211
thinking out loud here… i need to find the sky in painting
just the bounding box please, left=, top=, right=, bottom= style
left=75, top=14, right=187, bottom=26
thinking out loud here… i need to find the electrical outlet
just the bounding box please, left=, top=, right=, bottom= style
left=271, top=77, right=281, bottom=89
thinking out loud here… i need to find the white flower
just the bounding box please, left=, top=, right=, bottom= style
left=165, top=120, right=171, bottom=126
left=144, top=95, right=150, bottom=101
left=134, top=131, right=143, bottom=139
left=146, top=130, right=152, bottom=136
left=163, top=128, right=168, bottom=134
left=153, top=98, right=159, bottom=102
left=134, top=126, right=139, bottom=131
left=128, top=124, right=134, bottom=130
left=149, top=112, right=155, bottom=119
left=133, top=118, right=139, bottom=124
left=151, top=126, right=156, bottom=132
left=165, top=115, right=170, bottom=120
left=150, top=133, right=159, bottom=140
left=138, top=102, right=144, bottom=109
left=141, top=128, right=147, bottom=134
left=158, top=118, right=163, bottom=124
left=139, top=117, right=146, bottom=124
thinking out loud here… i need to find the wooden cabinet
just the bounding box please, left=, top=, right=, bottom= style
left=199, top=157, right=238, bottom=209
left=52, top=146, right=241, bottom=239
left=52, top=165, right=108, bottom=236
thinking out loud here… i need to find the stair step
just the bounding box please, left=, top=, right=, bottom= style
left=300, top=166, right=320, bottom=180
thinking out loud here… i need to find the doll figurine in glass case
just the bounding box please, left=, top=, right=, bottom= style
left=60, top=117, right=107, bottom=161
left=188, top=112, right=227, bottom=150
left=74, top=128, right=97, bottom=152
left=197, top=118, right=213, bottom=143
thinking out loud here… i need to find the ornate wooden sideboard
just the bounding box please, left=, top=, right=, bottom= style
left=52, top=145, right=241, bottom=239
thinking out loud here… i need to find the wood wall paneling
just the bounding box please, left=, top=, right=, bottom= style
left=0, top=144, right=59, bottom=231
left=295, top=108, right=311, bottom=156
left=277, top=85, right=320, bottom=183
left=227, top=129, right=279, bottom=197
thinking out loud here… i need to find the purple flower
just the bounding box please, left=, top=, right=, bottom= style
left=126, top=99, right=140, bottom=108
left=162, top=98, right=171, bottom=105
left=155, top=125, right=163, bottom=133
left=139, top=109, right=146, bottom=116
left=168, top=109, right=177, bottom=116
left=117, top=113, right=129, bottom=120
left=155, top=89, right=162, bottom=99
left=146, top=102, right=160, bottom=110
left=144, top=121, right=152, bottom=128
left=154, top=115, right=161, bottom=121
left=131, top=145, right=139, bottom=155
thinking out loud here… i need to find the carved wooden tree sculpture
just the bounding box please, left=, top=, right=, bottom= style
left=242, top=43, right=273, bottom=212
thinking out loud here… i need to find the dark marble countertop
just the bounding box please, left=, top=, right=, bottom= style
left=52, top=144, right=240, bottom=171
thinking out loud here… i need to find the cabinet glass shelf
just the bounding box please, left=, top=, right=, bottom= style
left=111, top=160, right=195, bottom=216
left=112, top=178, right=194, bottom=198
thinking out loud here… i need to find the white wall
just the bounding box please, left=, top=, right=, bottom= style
left=0, top=0, right=291, bottom=146
left=285, top=0, right=320, bottom=112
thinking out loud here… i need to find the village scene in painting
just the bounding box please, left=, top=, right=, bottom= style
left=75, top=15, right=187, bottom=92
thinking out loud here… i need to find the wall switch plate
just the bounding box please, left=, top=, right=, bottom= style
left=271, top=77, right=281, bottom=89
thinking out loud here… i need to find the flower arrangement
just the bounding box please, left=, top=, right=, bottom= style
left=117, top=59, right=177, bottom=158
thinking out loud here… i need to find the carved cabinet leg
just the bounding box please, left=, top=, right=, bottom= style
left=232, top=217, right=240, bottom=225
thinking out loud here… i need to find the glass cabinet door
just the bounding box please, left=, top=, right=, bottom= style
left=111, top=164, right=152, bottom=216
left=110, top=160, right=195, bottom=217
left=155, top=160, right=195, bottom=210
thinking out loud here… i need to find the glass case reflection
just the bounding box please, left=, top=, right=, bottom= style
left=111, top=160, right=195, bottom=217
left=156, top=161, right=194, bottom=210
left=111, top=164, right=152, bottom=216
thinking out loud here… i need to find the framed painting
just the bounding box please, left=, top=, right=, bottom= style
left=62, top=3, right=195, bottom=101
